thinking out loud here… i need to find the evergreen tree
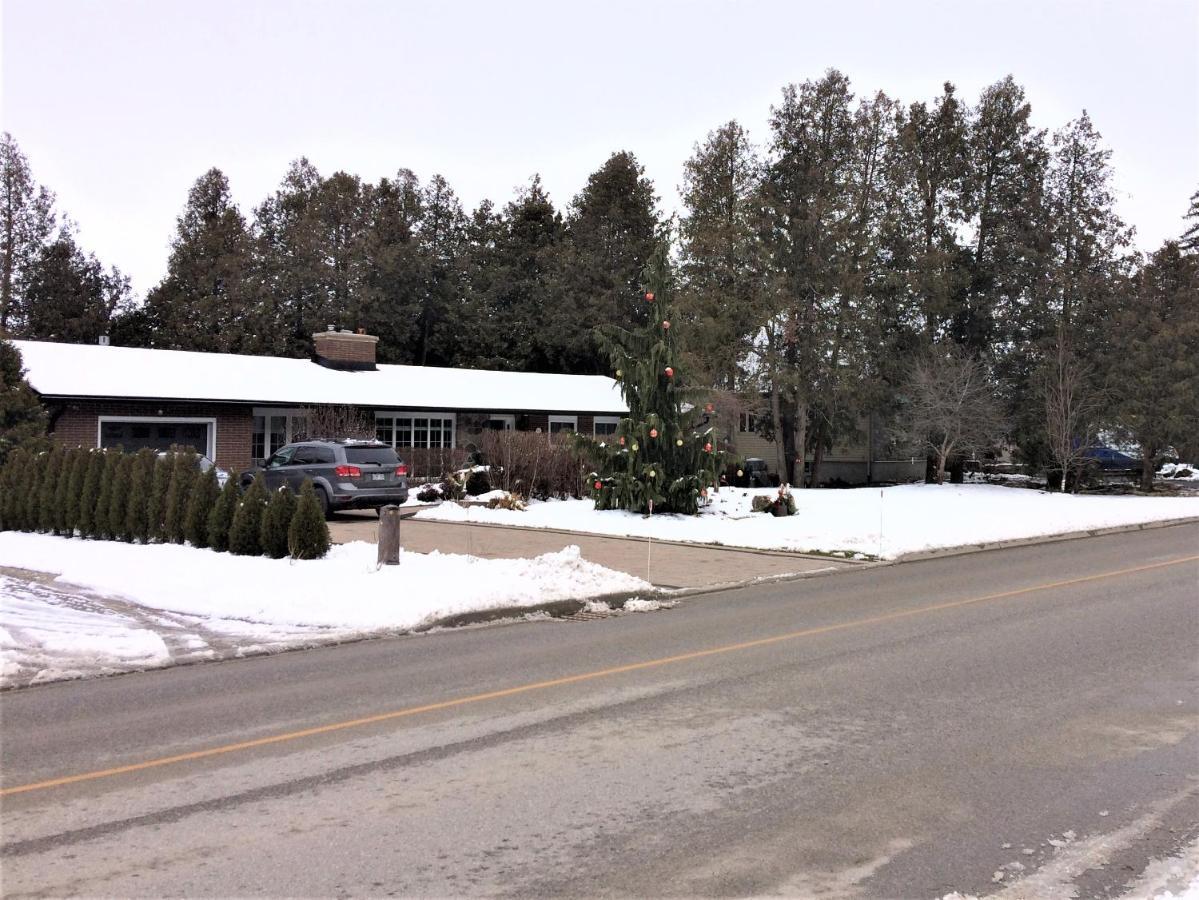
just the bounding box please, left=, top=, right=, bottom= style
left=93, top=450, right=120, bottom=539
left=124, top=448, right=156, bottom=542
left=228, top=472, right=268, bottom=556
left=0, top=338, right=48, bottom=465
left=162, top=451, right=197, bottom=544
left=288, top=479, right=330, bottom=559
left=415, top=174, right=467, bottom=366
left=62, top=447, right=88, bottom=536
left=207, top=476, right=240, bottom=552
left=22, top=445, right=43, bottom=531
left=106, top=452, right=134, bottom=541
left=37, top=446, right=64, bottom=533
left=1, top=133, right=58, bottom=333
left=22, top=233, right=131, bottom=343
left=52, top=447, right=76, bottom=534
left=358, top=170, right=425, bottom=363
left=260, top=484, right=298, bottom=559
left=0, top=449, right=29, bottom=530
left=556, top=152, right=659, bottom=374
left=142, top=169, right=258, bottom=352
left=146, top=455, right=172, bottom=542
left=1180, top=188, right=1199, bottom=254
left=184, top=466, right=220, bottom=547
left=78, top=449, right=105, bottom=537
left=587, top=240, right=721, bottom=514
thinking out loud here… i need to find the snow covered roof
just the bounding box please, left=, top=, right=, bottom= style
left=13, top=340, right=628, bottom=414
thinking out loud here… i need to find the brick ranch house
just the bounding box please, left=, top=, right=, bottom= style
left=13, top=330, right=629, bottom=476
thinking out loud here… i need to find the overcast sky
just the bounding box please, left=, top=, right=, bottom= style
left=3, top=0, right=1197, bottom=296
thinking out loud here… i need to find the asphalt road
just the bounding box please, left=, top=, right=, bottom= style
left=2, top=525, right=1197, bottom=898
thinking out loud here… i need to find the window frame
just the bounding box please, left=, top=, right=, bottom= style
left=373, top=411, right=457, bottom=449
left=97, top=416, right=217, bottom=461
left=593, top=415, right=621, bottom=437
left=548, top=415, right=578, bottom=435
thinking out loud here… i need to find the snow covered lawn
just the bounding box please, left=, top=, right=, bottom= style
left=0, top=533, right=649, bottom=688
left=414, top=483, right=1199, bottom=559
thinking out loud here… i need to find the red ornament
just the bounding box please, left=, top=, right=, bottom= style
left=704, top=442, right=713, bottom=452
left=662, top=320, right=671, bottom=329
left=649, top=428, right=658, bottom=438
left=644, top=291, right=655, bottom=302
left=594, top=480, right=603, bottom=490
left=619, top=436, right=626, bottom=446
left=704, top=402, right=714, bottom=413
left=664, top=366, right=674, bottom=378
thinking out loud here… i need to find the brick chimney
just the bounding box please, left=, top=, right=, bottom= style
left=312, top=327, right=378, bottom=371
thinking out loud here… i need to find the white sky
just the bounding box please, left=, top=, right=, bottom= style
left=3, top=0, right=1197, bottom=296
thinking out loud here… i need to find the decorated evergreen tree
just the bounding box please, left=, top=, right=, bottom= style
left=207, top=476, right=241, bottom=552
left=260, top=484, right=297, bottom=559
left=288, top=479, right=330, bottom=559
left=586, top=239, right=722, bottom=514
left=184, top=466, right=220, bottom=548
left=228, top=472, right=268, bottom=556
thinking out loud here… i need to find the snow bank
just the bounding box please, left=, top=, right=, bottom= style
left=414, top=483, right=1199, bottom=559
left=0, top=533, right=649, bottom=686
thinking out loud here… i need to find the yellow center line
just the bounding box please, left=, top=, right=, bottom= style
left=4, top=553, right=1197, bottom=798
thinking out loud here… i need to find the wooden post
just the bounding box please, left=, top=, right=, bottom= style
left=378, top=505, right=401, bottom=566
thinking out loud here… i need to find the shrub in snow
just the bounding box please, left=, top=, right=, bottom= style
left=0, top=449, right=29, bottom=531
left=37, top=446, right=64, bottom=534
left=146, top=454, right=172, bottom=542
left=260, top=484, right=297, bottom=559
left=124, top=448, right=156, bottom=543
left=440, top=472, right=464, bottom=501
left=288, top=479, right=330, bottom=560
left=465, top=468, right=491, bottom=496
left=62, top=448, right=88, bottom=537
left=23, top=453, right=43, bottom=533
left=416, top=483, right=441, bottom=503
left=52, top=447, right=76, bottom=534
left=163, top=452, right=197, bottom=545
left=106, top=452, right=136, bottom=542
left=229, top=472, right=268, bottom=556
left=185, top=466, right=220, bottom=549
left=487, top=494, right=526, bottom=511
left=207, top=475, right=240, bottom=552
left=751, top=485, right=796, bottom=517
left=78, top=450, right=105, bottom=538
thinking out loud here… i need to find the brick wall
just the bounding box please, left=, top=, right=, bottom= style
left=49, top=400, right=255, bottom=472
left=313, top=332, right=377, bottom=366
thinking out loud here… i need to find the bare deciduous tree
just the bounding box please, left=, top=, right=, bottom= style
left=293, top=405, right=374, bottom=442
left=1042, top=332, right=1105, bottom=492
left=893, top=347, right=1006, bottom=484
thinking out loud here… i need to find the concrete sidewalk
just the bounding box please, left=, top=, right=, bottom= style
left=327, top=513, right=853, bottom=589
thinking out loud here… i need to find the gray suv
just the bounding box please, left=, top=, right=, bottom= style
left=243, top=439, right=409, bottom=517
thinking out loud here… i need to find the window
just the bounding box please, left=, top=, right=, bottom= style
left=739, top=413, right=757, bottom=433
left=593, top=416, right=620, bottom=437
left=251, top=408, right=306, bottom=464
left=375, top=412, right=455, bottom=449
left=345, top=447, right=399, bottom=466
left=548, top=415, right=577, bottom=435
left=485, top=415, right=515, bottom=431
left=98, top=418, right=215, bottom=459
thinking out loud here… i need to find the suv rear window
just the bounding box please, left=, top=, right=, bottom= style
left=345, top=447, right=400, bottom=466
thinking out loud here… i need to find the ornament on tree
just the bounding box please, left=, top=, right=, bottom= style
left=737, top=469, right=744, bottom=477
left=619, top=436, right=625, bottom=446
left=662, top=320, right=670, bottom=330
left=615, top=369, right=622, bottom=379
left=704, top=442, right=713, bottom=453
left=594, top=480, right=602, bottom=490
left=648, top=470, right=656, bottom=479
left=644, top=291, right=655, bottom=302
left=704, top=402, right=714, bottom=413
left=649, top=428, right=658, bottom=439
left=631, top=442, right=639, bottom=451
left=675, top=439, right=683, bottom=447
left=664, top=367, right=674, bottom=379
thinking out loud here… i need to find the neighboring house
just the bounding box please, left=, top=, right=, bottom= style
left=731, top=412, right=924, bottom=486
left=14, top=330, right=627, bottom=474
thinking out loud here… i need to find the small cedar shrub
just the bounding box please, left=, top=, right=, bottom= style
left=93, top=451, right=120, bottom=540
left=207, top=476, right=240, bottom=552
left=0, top=450, right=27, bottom=531
left=78, top=450, right=105, bottom=538
left=146, top=456, right=172, bottom=542
left=288, top=479, right=330, bottom=560
left=228, top=473, right=268, bottom=556
left=416, top=484, right=441, bottom=503
left=52, top=448, right=75, bottom=534
left=125, top=448, right=157, bottom=543
left=63, top=448, right=89, bottom=537
left=163, top=452, right=197, bottom=544
left=109, top=452, right=137, bottom=541
left=38, top=447, right=64, bottom=534
left=185, top=467, right=220, bottom=548
left=260, top=485, right=297, bottom=559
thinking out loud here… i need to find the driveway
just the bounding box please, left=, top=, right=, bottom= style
left=327, top=511, right=855, bottom=589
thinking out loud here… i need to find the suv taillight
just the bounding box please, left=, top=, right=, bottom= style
left=334, top=464, right=361, bottom=478
left=395, top=463, right=408, bottom=477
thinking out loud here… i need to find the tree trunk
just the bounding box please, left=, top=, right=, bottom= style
left=935, top=449, right=948, bottom=485
left=792, top=400, right=807, bottom=488
left=810, top=427, right=826, bottom=488
left=770, top=385, right=784, bottom=477
left=1140, top=450, right=1156, bottom=493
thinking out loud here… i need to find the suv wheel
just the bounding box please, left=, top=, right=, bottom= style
left=316, top=487, right=331, bottom=519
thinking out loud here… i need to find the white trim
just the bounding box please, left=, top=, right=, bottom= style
left=373, top=410, right=457, bottom=449
left=548, top=415, right=578, bottom=435
left=593, top=415, right=621, bottom=436
left=97, top=416, right=217, bottom=460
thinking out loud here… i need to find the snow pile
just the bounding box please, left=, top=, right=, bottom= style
left=415, top=483, right=1199, bottom=559
left=0, top=533, right=649, bottom=687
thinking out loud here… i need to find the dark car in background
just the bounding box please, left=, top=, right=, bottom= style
left=242, top=439, right=409, bottom=517
left=1084, top=446, right=1139, bottom=471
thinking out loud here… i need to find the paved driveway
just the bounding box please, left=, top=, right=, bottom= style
left=327, top=512, right=854, bottom=589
